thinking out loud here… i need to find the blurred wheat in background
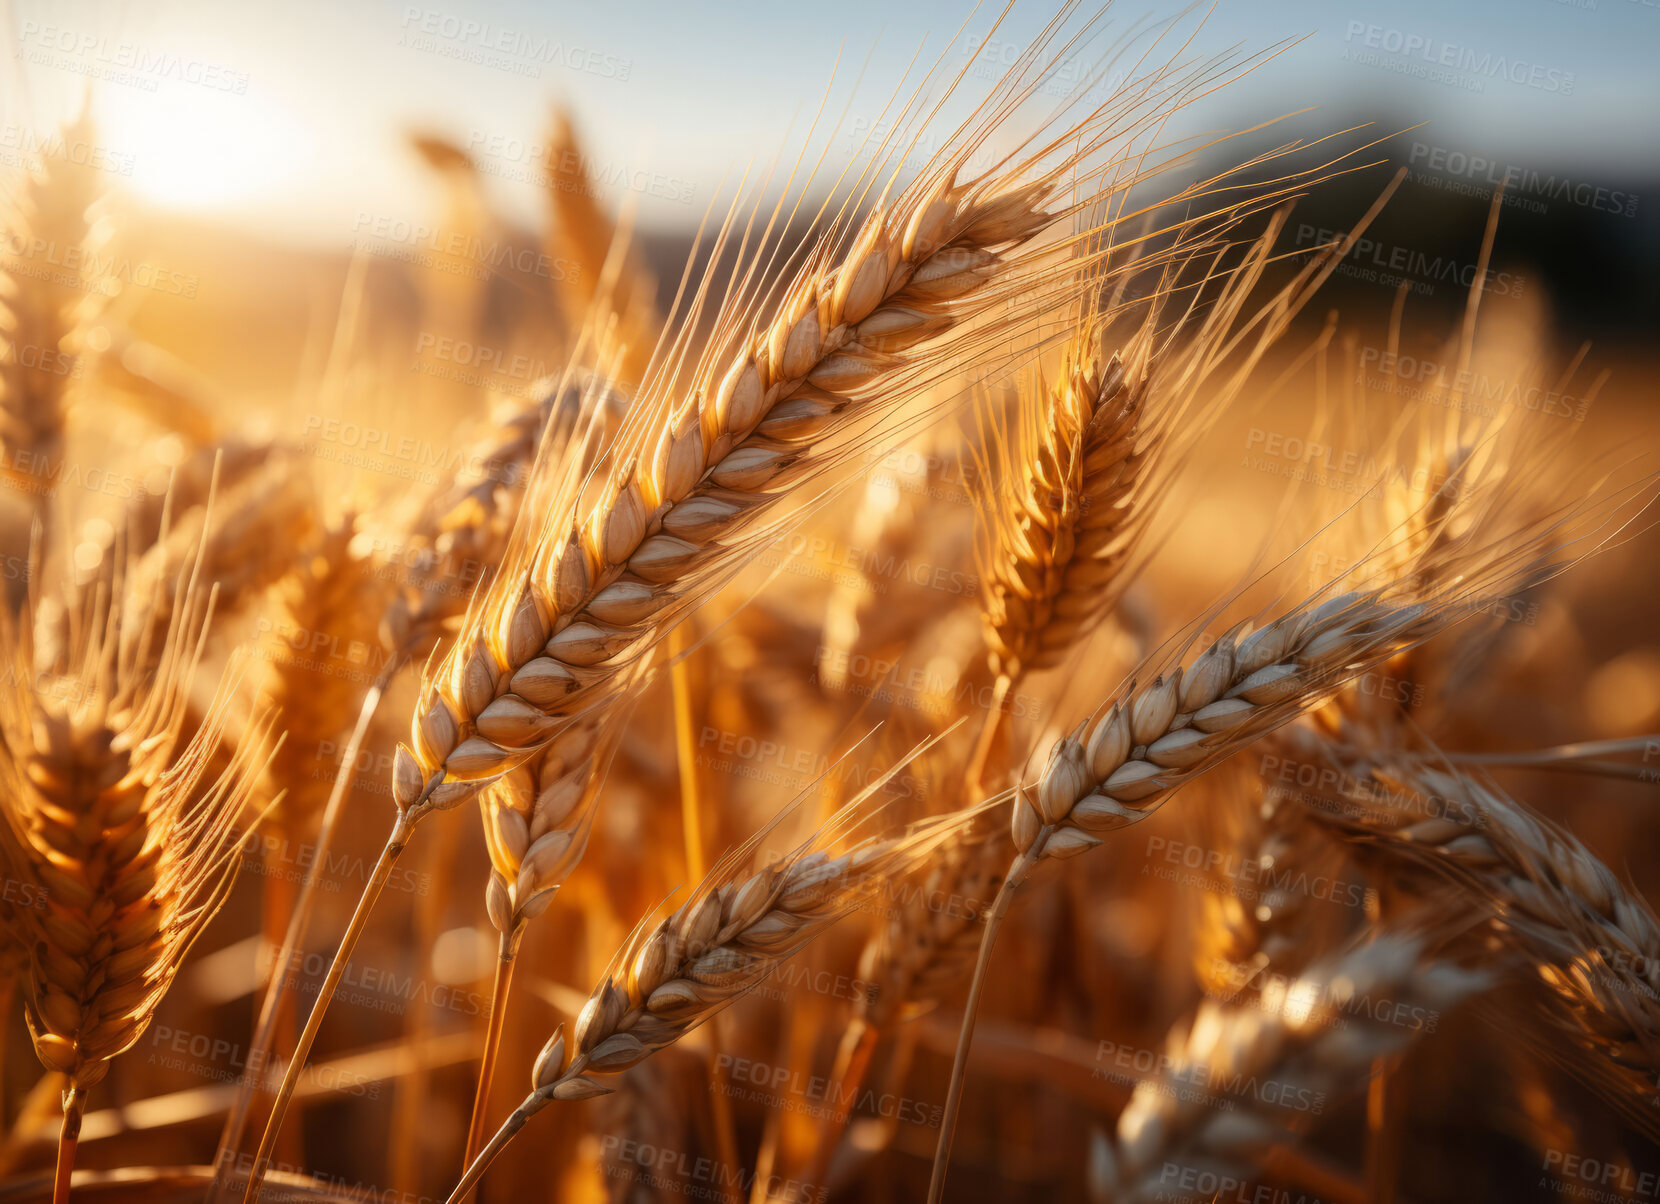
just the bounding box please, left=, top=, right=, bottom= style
left=0, top=1, right=1658, bottom=1202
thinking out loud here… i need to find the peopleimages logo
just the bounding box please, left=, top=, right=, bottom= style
left=1296, top=224, right=1524, bottom=297
left=1341, top=22, right=1577, bottom=94
left=1409, top=142, right=1638, bottom=220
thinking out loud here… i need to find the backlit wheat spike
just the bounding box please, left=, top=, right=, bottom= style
left=1093, top=938, right=1487, bottom=1202
left=1286, top=733, right=1660, bottom=1120
left=1010, top=434, right=1627, bottom=867
left=398, top=91, right=1285, bottom=819
left=255, top=519, right=387, bottom=845
left=859, top=819, right=1012, bottom=1029
left=124, top=452, right=319, bottom=660
left=980, top=322, right=1151, bottom=680
left=0, top=554, right=271, bottom=1204
left=0, top=109, right=108, bottom=552
left=380, top=374, right=628, bottom=661
left=446, top=790, right=977, bottom=1202
left=1014, top=593, right=1449, bottom=864
left=545, top=108, right=663, bottom=386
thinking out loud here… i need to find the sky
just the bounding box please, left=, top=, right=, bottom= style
left=4, top=0, right=1656, bottom=245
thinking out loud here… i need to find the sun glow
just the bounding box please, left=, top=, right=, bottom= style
left=101, top=84, right=309, bottom=212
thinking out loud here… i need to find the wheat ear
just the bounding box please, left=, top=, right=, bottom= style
left=545, top=108, right=663, bottom=386
left=1094, top=937, right=1487, bottom=1202
left=393, top=36, right=1366, bottom=821
left=446, top=789, right=979, bottom=1203
left=123, top=453, right=319, bottom=664
left=0, top=109, right=107, bottom=561
left=258, top=115, right=1168, bottom=1200
left=0, top=553, right=271, bottom=1203
left=252, top=48, right=1395, bottom=1198
left=380, top=376, right=628, bottom=662
left=828, top=201, right=1390, bottom=1183
left=1287, top=734, right=1660, bottom=1120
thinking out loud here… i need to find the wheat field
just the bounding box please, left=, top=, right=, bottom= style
left=1, top=3, right=1658, bottom=1202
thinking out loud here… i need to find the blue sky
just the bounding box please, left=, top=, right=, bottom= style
left=6, top=0, right=1655, bottom=242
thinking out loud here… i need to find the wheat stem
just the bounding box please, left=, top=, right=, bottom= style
left=964, top=676, right=1012, bottom=796
left=463, top=927, right=523, bottom=1167
left=243, top=808, right=419, bottom=1204
left=447, top=1095, right=545, bottom=1204
left=210, top=657, right=396, bottom=1200
left=926, top=843, right=1040, bottom=1204
left=668, top=627, right=744, bottom=1204
left=800, top=1019, right=880, bottom=1194
left=52, top=1086, right=85, bottom=1204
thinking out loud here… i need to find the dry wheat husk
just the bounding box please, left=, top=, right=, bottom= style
left=1094, top=937, right=1487, bottom=1203
left=1284, top=732, right=1660, bottom=1118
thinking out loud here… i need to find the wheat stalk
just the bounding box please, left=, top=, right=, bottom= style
left=255, top=520, right=387, bottom=845
left=248, top=89, right=1234, bottom=1199
left=461, top=709, right=631, bottom=1165
left=1094, top=937, right=1487, bottom=1202
left=978, top=325, right=1151, bottom=683
left=402, top=167, right=1123, bottom=817
left=822, top=195, right=1398, bottom=1186
left=247, top=42, right=1448, bottom=1200
left=123, top=454, right=319, bottom=662
left=395, top=39, right=1369, bottom=822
